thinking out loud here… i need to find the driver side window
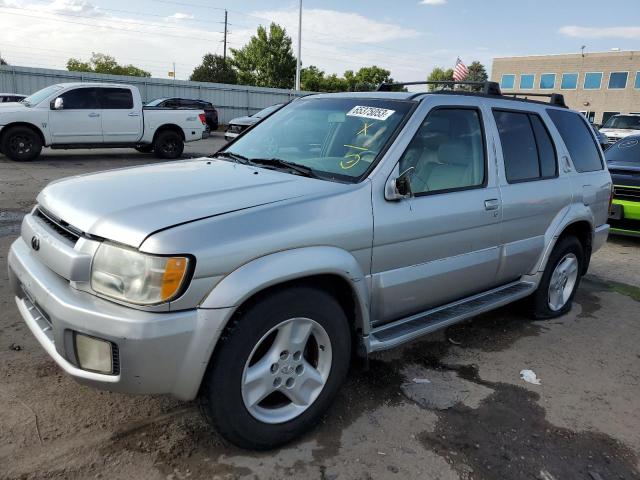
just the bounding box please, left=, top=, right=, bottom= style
left=399, top=108, right=486, bottom=195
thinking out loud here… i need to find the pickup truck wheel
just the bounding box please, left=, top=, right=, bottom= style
left=199, top=286, right=351, bottom=450
left=135, top=145, right=154, bottom=153
left=528, top=236, right=583, bottom=319
left=1, top=126, right=42, bottom=161
left=153, top=130, right=184, bottom=159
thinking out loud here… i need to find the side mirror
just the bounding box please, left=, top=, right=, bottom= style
left=51, top=97, right=63, bottom=110
left=385, top=167, right=414, bottom=201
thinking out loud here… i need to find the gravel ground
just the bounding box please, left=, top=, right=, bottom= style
left=1, top=138, right=639, bottom=480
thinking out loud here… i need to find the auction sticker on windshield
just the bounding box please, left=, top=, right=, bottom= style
left=347, top=106, right=395, bottom=121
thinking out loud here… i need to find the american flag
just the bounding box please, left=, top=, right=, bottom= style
left=453, top=58, right=469, bottom=82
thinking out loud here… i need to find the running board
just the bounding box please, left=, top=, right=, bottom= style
left=365, top=281, right=536, bottom=353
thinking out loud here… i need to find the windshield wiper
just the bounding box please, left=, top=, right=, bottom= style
left=211, top=151, right=251, bottom=164
left=248, top=158, right=320, bottom=178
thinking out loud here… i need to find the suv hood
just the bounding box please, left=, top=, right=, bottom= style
left=229, top=116, right=257, bottom=127
left=37, top=158, right=346, bottom=248
left=0, top=102, right=28, bottom=114
left=600, top=128, right=638, bottom=137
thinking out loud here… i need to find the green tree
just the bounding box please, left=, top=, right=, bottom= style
left=230, top=23, right=296, bottom=89
left=426, top=67, right=454, bottom=91
left=466, top=61, right=488, bottom=84
left=300, top=65, right=328, bottom=92
left=66, top=53, right=151, bottom=77
left=190, top=54, right=237, bottom=84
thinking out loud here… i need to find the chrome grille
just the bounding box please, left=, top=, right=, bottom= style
left=34, top=207, right=82, bottom=244
left=613, top=186, right=640, bottom=201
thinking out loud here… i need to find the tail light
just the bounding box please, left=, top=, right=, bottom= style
left=198, top=113, right=206, bottom=125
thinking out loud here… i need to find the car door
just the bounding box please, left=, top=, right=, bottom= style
left=370, top=99, right=502, bottom=326
left=99, top=87, right=142, bottom=143
left=489, top=106, right=572, bottom=283
left=49, top=87, right=102, bottom=144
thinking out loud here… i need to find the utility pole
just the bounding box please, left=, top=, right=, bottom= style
left=223, top=9, right=228, bottom=65
left=295, top=0, right=302, bottom=90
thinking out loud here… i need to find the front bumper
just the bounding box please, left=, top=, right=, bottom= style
left=8, top=237, right=233, bottom=400
left=224, top=131, right=239, bottom=140
left=609, top=199, right=640, bottom=236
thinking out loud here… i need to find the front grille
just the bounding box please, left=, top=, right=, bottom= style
left=609, top=218, right=640, bottom=232
left=613, top=186, right=640, bottom=201
left=34, top=207, right=82, bottom=244
left=228, top=124, right=244, bottom=133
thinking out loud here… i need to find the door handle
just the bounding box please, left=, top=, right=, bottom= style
left=562, top=155, right=572, bottom=173
left=484, top=199, right=500, bottom=211
left=88, top=113, right=100, bottom=118
left=128, top=112, right=140, bottom=117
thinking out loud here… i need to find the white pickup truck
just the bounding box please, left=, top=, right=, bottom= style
left=0, top=83, right=209, bottom=161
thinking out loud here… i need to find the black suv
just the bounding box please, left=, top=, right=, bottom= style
left=146, top=97, right=219, bottom=130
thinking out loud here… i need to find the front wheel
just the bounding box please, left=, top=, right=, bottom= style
left=153, top=130, right=184, bottom=159
left=199, top=286, right=351, bottom=450
left=528, top=236, right=583, bottom=319
left=1, top=126, right=42, bottom=161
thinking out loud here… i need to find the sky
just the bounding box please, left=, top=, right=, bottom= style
left=0, top=0, right=639, bottom=83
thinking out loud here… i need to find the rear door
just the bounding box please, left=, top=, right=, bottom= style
left=99, top=87, right=142, bottom=143
left=371, top=98, right=502, bottom=325
left=490, top=107, right=571, bottom=283
left=49, top=87, right=102, bottom=144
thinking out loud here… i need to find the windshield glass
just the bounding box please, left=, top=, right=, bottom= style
left=22, top=85, right=64, bottom=107
left=603, top=115, right=640, bottom=130
left=252, top=104, right=282, bottom=118
left=605, top=137, right=640, bottom=163
left=224, top=97, right=414, bottom=182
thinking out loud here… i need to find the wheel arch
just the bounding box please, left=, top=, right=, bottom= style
left=537, top=217, right=594, bottom=277
left=0, top=122, right=47, bottom=147
left=153, top=123, right=185, bottom=143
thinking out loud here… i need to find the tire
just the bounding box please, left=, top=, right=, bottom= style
left=199, top=286, right=351, bottom=450
left=135, top=145, right=154, bottom=153
left=1, top=126, right=42, bottom=161
left=153, top=130, right=184, bottom=159
left=527, top=236, right=584, bottom=319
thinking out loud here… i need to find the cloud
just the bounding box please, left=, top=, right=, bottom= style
left=167, top=12, right=194, bottom=21
left=43, top=0, right=104, bottom=17
left=559, top=25, right=640, bottom=39
left=420, top=0, right=447, bottom=5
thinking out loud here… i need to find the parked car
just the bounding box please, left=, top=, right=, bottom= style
left=599, top=114, right=640, bottom=147
left=146, top=97, right=219, bottom=131
left=8, top=82, right=611, bottom=450
left=590, top=123, right=609, bottom=150
left=606, top=135, right=640, bottom=236
left=0, top=83, right=208, bottom=161
left=224, top=103, right=283, bottom=140
left=0, top=93, right=26, bottom=103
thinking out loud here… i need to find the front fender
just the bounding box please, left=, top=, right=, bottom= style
left=200, top=246, right=371, bottom=334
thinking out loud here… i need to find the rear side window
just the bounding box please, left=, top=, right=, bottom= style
left=99, top=88, right=133, bottom=109
left=546, top=109, right=603, bottom=172
left=493, top=110, right=558, bottom=183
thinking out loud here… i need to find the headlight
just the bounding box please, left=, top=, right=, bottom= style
left=91, top=243, right=190, bottom=305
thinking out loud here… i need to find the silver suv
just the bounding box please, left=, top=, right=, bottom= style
left=8, top=81, right=611, bottom=449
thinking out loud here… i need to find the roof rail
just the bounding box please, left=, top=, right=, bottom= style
left=501, top=92, right=567, bottom=108
left=377, top=80, right=502, bottom=95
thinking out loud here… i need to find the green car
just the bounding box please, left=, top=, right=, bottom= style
left=606, top=135, right=640, bottom=236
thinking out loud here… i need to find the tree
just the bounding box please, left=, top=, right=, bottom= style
left=230, top=23, right=296, bottom=89
left=466, top=61, right=488, bottom=84
left=66, top=53, right=151, bottom=77
left=426, top=67, right=454, bottom=91
left=344, top=66, right=395, bottom=91
left=190, top=54, right=237, bottom=84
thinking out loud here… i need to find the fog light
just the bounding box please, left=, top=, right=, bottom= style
left=75, top=333, right=113, bottom=374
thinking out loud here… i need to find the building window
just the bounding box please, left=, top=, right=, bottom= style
left=520, top=74, right=535, bottom=89
left=539, top=73, right=556, bottom=89
left=635, top=72, right=640, bottom=89
left=561, top=73, right=579, bottom=90
left=583, top=72, right=603, bottom=90
left=608, top=72, right=628, bottom=89
left=501, top=74, right=516, bottom=89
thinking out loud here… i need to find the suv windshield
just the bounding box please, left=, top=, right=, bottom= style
left=223, top=97, right=414, bottom=182
left=602, top=115, right=640, bottom=130
left=22, top=84, right=64, bottom=107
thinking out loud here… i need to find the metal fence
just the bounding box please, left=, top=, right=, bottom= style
left=0, top=65, right=311, bottom=124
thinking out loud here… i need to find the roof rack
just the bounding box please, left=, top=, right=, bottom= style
left=377, top=80, right=502, bottom=95
left=501, top=92, right=567, bottom=108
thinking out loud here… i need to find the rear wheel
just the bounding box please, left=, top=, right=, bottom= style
left=528, top=236, right=583, bottom=319
left=1, top=126, right=42, bottom=161
left=153, top=130, right=184, bottom=159
left=199, top=286, right=351, bottom=450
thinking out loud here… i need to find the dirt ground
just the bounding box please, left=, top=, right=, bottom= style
left=1, top=139, right=639, bottom=480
